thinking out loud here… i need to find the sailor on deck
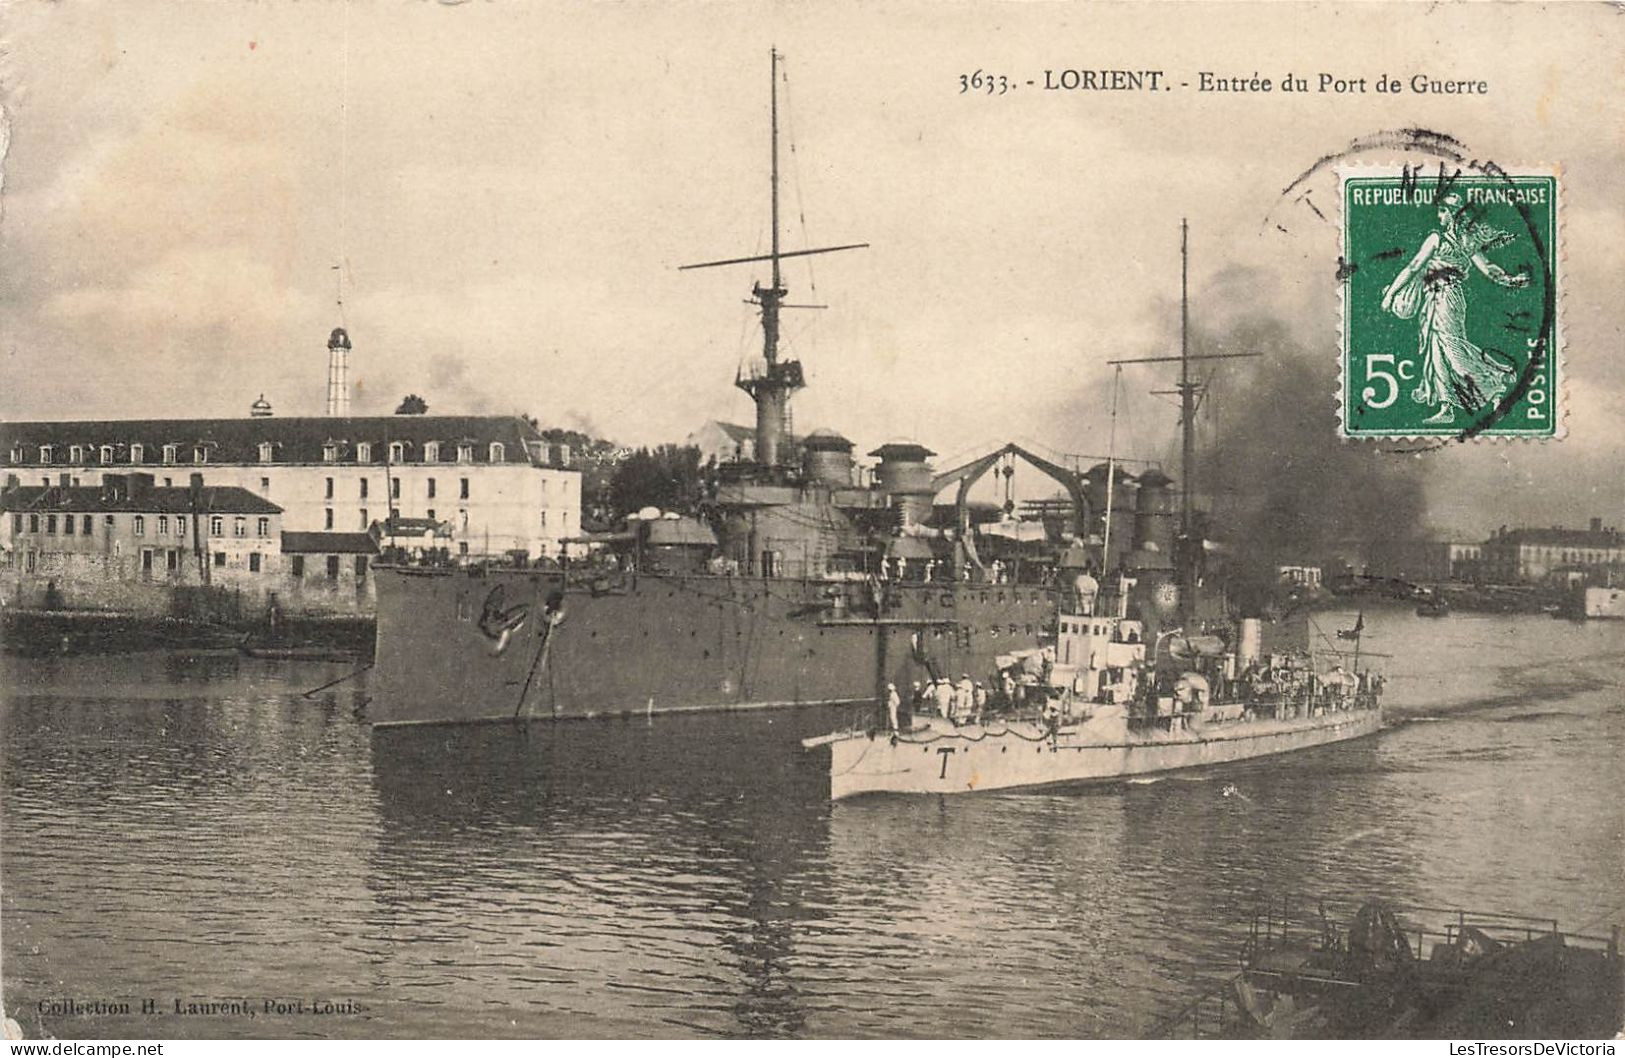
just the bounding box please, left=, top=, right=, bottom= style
left=885, top=682, right=901, bottom=731
left=933, top=677, right=955, bottom=719
left=955, top=674, right=975, bottom=720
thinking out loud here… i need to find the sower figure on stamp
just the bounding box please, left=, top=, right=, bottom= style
left=1381, top=190, right=1530, bottom=424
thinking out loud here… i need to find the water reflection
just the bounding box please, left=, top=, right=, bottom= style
left=2, top=612, right=1620, bottom=1038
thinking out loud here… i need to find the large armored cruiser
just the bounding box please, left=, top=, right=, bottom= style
left=369, top=53, right=1119, bottom=727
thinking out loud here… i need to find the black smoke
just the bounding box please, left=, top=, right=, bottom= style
left=1192, top=309, right=1430, bottom=608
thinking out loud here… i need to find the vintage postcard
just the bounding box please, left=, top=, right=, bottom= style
left=1, top=1, right=1621, bottom=1047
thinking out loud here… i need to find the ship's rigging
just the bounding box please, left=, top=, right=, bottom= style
left=678, top=48, right=868, bottom=471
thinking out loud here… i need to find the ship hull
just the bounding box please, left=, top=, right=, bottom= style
left=370, top=565, right=1057, bottom=727
left=825, top=706, right=1383, bottom=800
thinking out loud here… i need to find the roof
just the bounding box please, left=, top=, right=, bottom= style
left=280, top=531, right=379, bottom=555
left=1499, top=527, right=1623, bottom=548
left=1, top=415, right=555, bottom=468
left=714, top=422, right=757, bottom=445
left=801, top=428, right=854, bottom=451
left=868, top=442, right=936, bottom=461
left=643, top=518, right=718, bottom=548
left=0, top=482, right=281, bottom=516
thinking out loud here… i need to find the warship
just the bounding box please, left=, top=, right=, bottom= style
left=806, top=216, right=1390, bottom=797
left=368, top=52, right=1122, bottom=727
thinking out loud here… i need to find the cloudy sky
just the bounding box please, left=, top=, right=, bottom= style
left=1, top=2, right=1620, bottom=536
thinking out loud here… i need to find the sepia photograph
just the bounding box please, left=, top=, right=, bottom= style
left=1, top=0, right=1621, bottom=1044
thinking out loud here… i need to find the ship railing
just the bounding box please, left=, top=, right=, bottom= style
left=1149, top=977, right=1246, bottom=1039
left=1245, top=895, right=1620, bottom=965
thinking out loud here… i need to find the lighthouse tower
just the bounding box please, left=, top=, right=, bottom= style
left=326, top=327, right=352, bottom=417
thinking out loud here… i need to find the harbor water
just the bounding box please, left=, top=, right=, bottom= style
left=3, top=609, right=1622, bottom=1038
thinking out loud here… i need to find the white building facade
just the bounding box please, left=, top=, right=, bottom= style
left=3, top=415, right=581, bottom=560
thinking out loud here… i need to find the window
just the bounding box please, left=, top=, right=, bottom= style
left=459, top=477, right=469, bottom=500
left=258, top=442, right=275, bottom=463
left=141, top=549, right=153, bottom=574
left=256, top=517, right=269, bottom=537
left=214, top=552, right=226, bottom=567
left=324, top=508, right=334, bottom=530
left=359, top=509, right=369, bottom=530
left=175, top=516, right=186, bottom=537
left=193, top=445, right=208, bottom=464
left=210, top=516, right=224, bottom=536
left=8, top=446, right=20, bottom=464
left=326, top=555, right=340, bottom=580
left=459, top=541, right=469, bottom=555
left=354, top=556, right=368, bottom=580
left=64, top=515, right=75, bottom=536
left=540, top=511, right=547, bottom=529
left=99, top=445, right=113, bottom=465
left=103, top=515, right=113, bottom=528
left=233, top=517, right=246, bottom=538
left=323, top=443, right=338, bottom=463
left=325, top=477, right=335, bottom=499
left=69, top=445, right=84, bottom=463
left=426, top=508, right=435, bottom=522
left=249, top=552, right=261, bottom=573
left=357, top=442, right=372, bottom=463
left=291, top=555, right=305, bottom=577
left=130, top=444, right=144, bottom=464
left=162, top=444, right=177, bottom=465
left=457, top=443, right=473, bottom=464
left=541, top=479, right=548, bottom=494
left=391, top=478, right=401, bottom=500
left=489, top=442, right=504, bottom=462
left=133, top=515, right=145, bottom=536
left=158, top=515, right=169, bottom=535
left=359, top=478, right=369, bottom=499
left=260, top=477, right=270, bottom=493
left=166, top=550, right=179, bottom=572
left=389, top=442, right=406, bottom=464
left=424, top=442, right=440, bottom=462
left=10, top=514, right=20, bottom=533
left=427, top=478, right=437, bottom=499
left=389, top=508, right=400, bottom=521
left=162, top=477, right=172, bottom=487
left=38, top=445, right=52, bottom=463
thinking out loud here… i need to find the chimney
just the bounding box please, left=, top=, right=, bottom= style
left=1590, top=516, right=1603, bottom=533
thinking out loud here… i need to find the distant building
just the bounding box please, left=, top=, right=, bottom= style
left=1277, top=565, right=1322, bottom=588
left=0, top=472, right=282, bottom=613
left=1365, top=539, right=1486, bottom=583
left=2, top=413, right=581, bottom=560
left=1481, top=518, right=1625, bottom=583
left=685, top=420, right=809, bottom=468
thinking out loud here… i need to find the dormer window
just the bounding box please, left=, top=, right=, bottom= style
left=162, top=444, right=177, bottom=465
left=322, top=443, right=339, bottom=463
left=356, top=442, right=372, bottom=463
left=38, top=445, right=53, bottom=463
left=130, top=443, right=144, bottom=464
left=9, top=446, right=21, bottom=464
left=488, top=442, right=505, bottom=463
left=423, top=441, right=440, bottom=462
left=457, top=443, right=473, bottom=464
left=193, top=445, right=208, bottom=465
left=388, top=442, right=406, bottom=464
left=69, top=445, right=84, bottom=464
left=99, top=445, right=114, bottom=465
left=258, top=442, right=274, bottom=463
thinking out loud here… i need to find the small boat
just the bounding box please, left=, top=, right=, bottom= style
left=1415, top=594, right=1451, bottom=618
left=1155, top=898, right=1624, bottom=1039
left=806, top=605, right=1383, bottom=800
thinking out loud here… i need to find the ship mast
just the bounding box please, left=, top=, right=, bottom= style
left=679, top=49, right=868, bottom=472
left=1108, top=220, right=1259, bottom=630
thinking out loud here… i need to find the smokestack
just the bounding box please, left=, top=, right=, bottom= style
left=326, top=327, right=352, bottom=417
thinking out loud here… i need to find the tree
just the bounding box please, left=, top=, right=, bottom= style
left=395, top=394, right=429, bottom=415
left=606, top=445, right=706, bottom=520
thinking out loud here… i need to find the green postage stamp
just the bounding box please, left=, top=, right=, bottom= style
left=1340, top=167, right=1559, bottom=439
